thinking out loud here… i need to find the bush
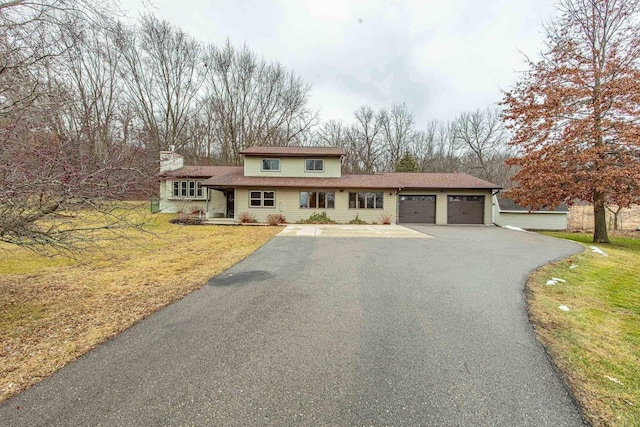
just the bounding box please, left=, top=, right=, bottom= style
left=296, top=211, right=336, bottom=224
left=348, top=214, right=368, bottom=224
left=266, top=213, right=287, bottom=226
left=172, top=210, right=203, bottom=225
left=238, top=212, right=257, bottom=224
left=380, top=213, right=394, bottom=225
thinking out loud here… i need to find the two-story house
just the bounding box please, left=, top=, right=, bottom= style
left=158, top=146, right=500, bottom=225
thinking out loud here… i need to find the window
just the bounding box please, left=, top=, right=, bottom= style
left=305, top=159, right=324, bottom=172
left=261, top=158, right=280, bottom=171
left=250, top=190, right=276, bottom=208
left=172, top=180, right=205, bottom=199
left=400, top=195, right=435, bottom=202
left=448, top=196, right=463, bottom=202
left=348, top=192, right=383, bottom=209
left=300, top=191, right=335, bottom=208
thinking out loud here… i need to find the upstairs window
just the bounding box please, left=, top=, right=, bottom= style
left=261, top=158, right=280, bottom=171
left=305, top=159, right=324, bottom=172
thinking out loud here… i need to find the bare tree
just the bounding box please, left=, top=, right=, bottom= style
left=117, top=14, right=206, bottom=154
left=58, top=18, right=129, bottom=161
left=380, top=103, right=415, bottom=171
left=313, top=120, right=347, bottom=148
left=201, top=40, right=317, bottom=164
left=451, top=108, right=508, bottom=181
left=409, top=121, right=462, bottom=173
left=0, top=0, right=117, bottom=119
left=346, top=106, right=385, bottom=174
left=0, top=1, right=153, bottom=254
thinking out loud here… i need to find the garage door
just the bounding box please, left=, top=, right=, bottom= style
left=447, top=196, right=484, bottom=224
left=399, top=195, right=436, bottom=223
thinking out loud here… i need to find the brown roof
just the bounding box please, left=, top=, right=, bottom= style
left=239, top=146, right=346, bottom=157
left=160, top=166, right=243, bottom=178
left=379, top=173, right=499, bottom=189
left=201, top=170, right=500, bottom=190
left=496, top=196, right=569, bottom=213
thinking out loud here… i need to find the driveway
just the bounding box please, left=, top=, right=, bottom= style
left=277, top=223, right=430, bottom=238
left=0, top=226, right=585, bottom=426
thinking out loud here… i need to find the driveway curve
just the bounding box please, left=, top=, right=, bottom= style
left=0, top=226, right=585, bottom=426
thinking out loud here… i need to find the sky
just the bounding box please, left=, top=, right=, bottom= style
left=120, top=0, right=558, bottom=125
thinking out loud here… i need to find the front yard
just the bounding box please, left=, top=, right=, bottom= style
left=530, top=232, right=640, bottom=426
left=0, top=208, right=280, bottom=402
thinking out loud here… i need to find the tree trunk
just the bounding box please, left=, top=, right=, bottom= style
left=593, top=191, right=610, bottom=243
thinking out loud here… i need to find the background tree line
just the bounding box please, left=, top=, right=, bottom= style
left=3, top=0, right=636, bottom=250
left=1, top=1, right=515, bottom=177
left=312, top=104, right=514, bottom=186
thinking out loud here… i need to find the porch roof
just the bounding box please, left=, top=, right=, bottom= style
left=159, top=166, right=243, bottom=179
left=201, top=169, right=499, bottom=190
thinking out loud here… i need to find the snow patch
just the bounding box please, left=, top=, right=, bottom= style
left=558, top=305, right=570, bottom=312
left=604, top=375, right=623, bottom=386
left=590, top=246, right=608, bottom=256
left=503, top=225, right=529, bottom=232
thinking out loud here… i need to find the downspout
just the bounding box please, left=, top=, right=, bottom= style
left=396, top=187, right=402, bottom=224
left=206, top=188, right=210, bottom=218
left=491, top=189, right=501, bottom=226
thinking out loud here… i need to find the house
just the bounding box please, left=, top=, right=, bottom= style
left=158, top=146, right=501, bottom=225
left=492, top=195, right=569, bottom=230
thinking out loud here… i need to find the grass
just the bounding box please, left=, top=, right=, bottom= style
left=530, top=232, right=640, bottom=426
left=0, top=206, right=280, bottom=402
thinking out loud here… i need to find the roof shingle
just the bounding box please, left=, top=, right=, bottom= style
left=159, top=166, right=243, bottom=178
left=200, top=170, right=500, bottom=190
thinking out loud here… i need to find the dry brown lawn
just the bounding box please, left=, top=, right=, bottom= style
left=0, top=208, right=280, bottom=402
left=568, top=204, right=640, bottom=231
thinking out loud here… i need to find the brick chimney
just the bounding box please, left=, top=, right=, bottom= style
left=160, top=147, right=183, bottom=172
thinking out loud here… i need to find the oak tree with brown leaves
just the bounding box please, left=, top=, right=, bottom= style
left=502, top=0, right=640, bottom=243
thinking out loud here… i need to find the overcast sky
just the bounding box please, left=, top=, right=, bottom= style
left=120, top=0, right=557, bottom=125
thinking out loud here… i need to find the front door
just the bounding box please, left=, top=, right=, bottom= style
left=226, top=190, right=235, bottom=218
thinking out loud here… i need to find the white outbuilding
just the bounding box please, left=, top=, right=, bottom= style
left=492, top=195, right=569, bottom=230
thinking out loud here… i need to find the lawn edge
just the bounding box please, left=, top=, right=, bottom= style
left=524, top=240, right=592, bottom=426
left=0, top=231, right=279, bottom=404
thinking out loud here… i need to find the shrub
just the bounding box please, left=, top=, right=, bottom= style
left=348, top=214, right=368, bottom=225
left=238, top=212, right=257, bottom=224
left=380, top=213, right=393, bottom=225
left=172, top=210, right=203, bottom=225
left=296, top=211, right=336, bottom=224
left=266, top=213, right=287, bottom=226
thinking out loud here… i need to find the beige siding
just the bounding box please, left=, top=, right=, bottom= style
left=235, top=188, right=397, bottom=224
left=494, top=212, right=567, bottom=230
left=159, top=180, right=225, bottom=215
left=243, top=156, right=342, bottom=177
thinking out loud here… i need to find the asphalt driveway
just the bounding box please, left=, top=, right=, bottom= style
left=0, top=226, right=585, bottom=426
